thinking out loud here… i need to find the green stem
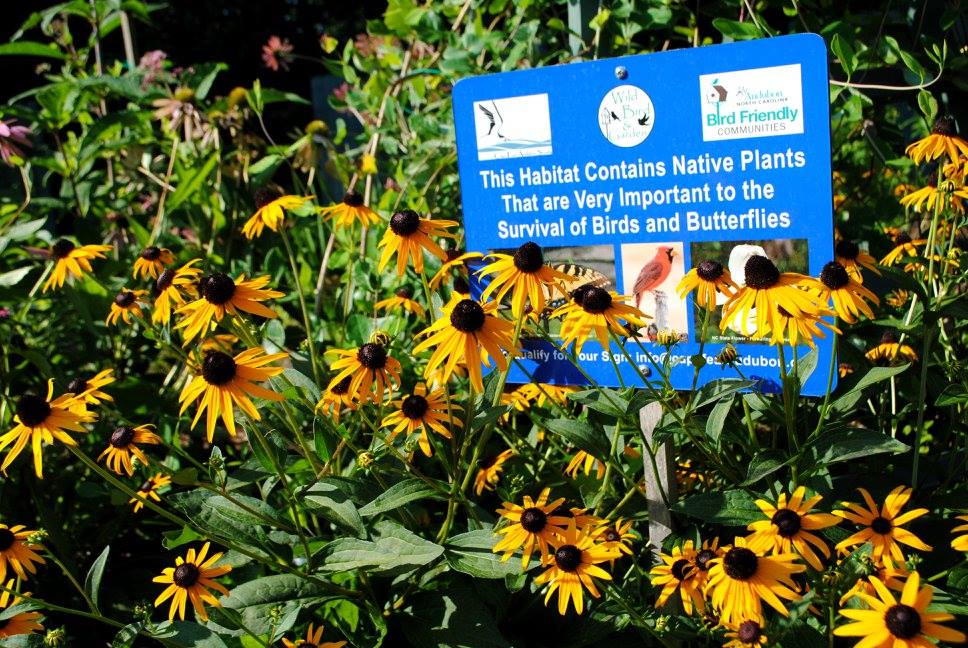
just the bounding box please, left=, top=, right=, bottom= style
left=279, top=225, right=322, bottom=384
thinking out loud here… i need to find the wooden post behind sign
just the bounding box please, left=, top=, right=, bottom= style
left=639, top=401, right=675, bottom=556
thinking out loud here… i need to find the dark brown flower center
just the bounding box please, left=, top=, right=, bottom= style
left=395, top=286, right=414, bottom=300
left=554, top=544, right=582, bottom=572
left=696, top=260, right=725, bottom=281
left=445, top=249, right=461, bottom=262
left=401, top=394, right=429, bottom=420
left=110, top=426, right=135, bottom=448
left=695, top=549, right=717, bottom=571
left=772, top=508, right=802, bottom=537
left=357, top=343, right=388, bottom=370
left=931, top=115, right=954, bottom=136
left=581, top=287, right=612, bottom=314
left=513, top=242, right=544, bottom=273
left=570, top=283, right=595, bottom=305
left=519, top=507, right=547, bottom=533
left=254, top=187, right=281, bottom=209
left=16, top=393, right=51, bottom=427
left=452, top=276, right=470, bottom=295
left=156, top=268, right=176, bottom=292
left=603, top=529, right=620, bottom=542
left=881, top=330, right=899, bottom=345
left=894, top=232, right=912, bottom=245
left=139, top=480, right=154, bottom=492
left=330, top=376, right=351, bottom=396
left=450, top=299, right=485, bottom=332
left=173, top=562, right=200, bottom=587
left=737, top=620, right=762, bottom=643
left=202, top=351, right=237, bottom=385
left=202, top=273, right=236, bottom=305
left=871, top=516, right=893, bottom=535
left=389, top=209, right=420, bottom=236
left=342, top=191, right=364, bottom=207
left=115, top=291, right=137, bottom=307
left=66, top=378, right=87, bottom=394
left=836, top=240, right=860, bottom=260
left=723, top=547, right=758, bottom=580
left=820, top=261, right=850, bottom=290
left=743, top=255, right=780, bottom=289
left=671, top=558, right=692, bottom=581
left=885, top=604, right=921, bottom=639
left=0, top=528, right=16, bottom=551
left=140, top=246, right=162, bottom=261
left=51, top=239, right=75, bottom=258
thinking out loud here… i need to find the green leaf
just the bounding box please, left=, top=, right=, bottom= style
left=794, top=347, right=819, bottom=388
left=248, top=154, right=284, bottom=186
left=830, top=364, right=911, bottom=415
left=111, top=622, right=144, bottom=648
left=918, top=90, right=939, bottom=123
left=693, top=379, right=756, bottom=409
left=304, top=480, right=366, bottom=537
left=743, top=450, right=789, bottom=486
left=0, top=41, right=65, bottom=59
left=568, top=388, right=628, bottom=417
left=444, top=530, right=522, bottom=579
left=0, top=267, right=32, bottom=288
left=937, top=384, right=968, bottom=407
left=169, top=490, right=274, bottom=557
left=221, top=574, right=340, bottom=635
left=803, top=428, right=908, bottom=469
left=831, top=34, right=857, bottom=77
left=359, top=478, right=443, bottom=517
left=711, top=18, right=764, bottom=41
left=544, top=418, right=609, bottom=458
left=705, top=393, right=733, bottom=444
left=84, top=545, right=110, bottom=613
left=149, top=621, right=229, bottom=647
left=168, top=153, right=219, bottom=210
left=399, top=583, right=511, bottom=648
left=672, top=489, right=763, bottom=526
left=319, top=520, right=443, bottom=574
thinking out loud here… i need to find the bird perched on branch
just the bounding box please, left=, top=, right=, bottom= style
left=633, top=246, right=675, bottom=308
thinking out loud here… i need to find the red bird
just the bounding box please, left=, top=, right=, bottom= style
left=632, top=246, right=675, bottom=308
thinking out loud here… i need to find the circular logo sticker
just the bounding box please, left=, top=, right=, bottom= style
left=598, top=85, right=655, bottom=147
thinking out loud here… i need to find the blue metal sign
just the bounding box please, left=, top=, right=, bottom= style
left=453, top=34, right=834, bottom=395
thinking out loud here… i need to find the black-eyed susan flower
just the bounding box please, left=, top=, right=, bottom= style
left=839, top=560, right=908, bottom=607
left=835, top=240, right=880, bottom=283
left=381, top=384, right=460, bottom=457
left=378, top=209, right=457, bottom=276
left=477, top=242, right=572, bottom=317
left=597, top=518, right=635, bottom=558
left=516, top=382, right=576, bottom=409
left=769, top=305, right=838, bottom=349
left=694, top=537, right=723, bottom=578
left=834, top=486, right=931, bottom=565
left=97, top=424, right=161, bottom=476
left=320, top=191, right=380, bottom=228
left=552, top=287, right=648, bottom=353
left=133, top=246, right=175, bottom=279
left=429, top=250, right=484, bottom=289
left=677, top=260, right=738, bottom=310
left=746, top=486, right=840, bottom=571
left=374, top=286, right=425, bottom=318
left=66, top=368, right=115, bottom=405
left=865, top=331, right=918, bottom=366
left=0, top=525, right=45, bottom=583
left=129, top=472, right=173, bottom=513
left=898, top=176, right=963, bottom=214
left=314, top=376, right=356, bottom=423
left=282, top=623, right=346, bottom=648
left=565, top=450, right=606, bottom=480
left=41, top=239, right=112, bottom=292
left=326, top=343, right=401, bottom=405
left=474, top=448, right=514, bottom=496
left=152, top=259, right=202, bottom=325
left=533, top=519, right=620, bottom=615
left=494, top=487, right=569, bottom=568
left=178, top=348, right=287, bottom=442
left=413, top=298, right=518, bottom=393
left=0, top=380, right=96, bottom=478
left=881, top=232, right=926, bottom=267
left=720, top=255, right=818, bottom=340
left=905, top=115, right=968, bottom=164
left=813, top=260, right=879, bottom=323
left=241, top=190, right=309, bottom=239
left=106, top=288, right=148, bottom=326
left=175, top=273, right=283, bottom=344
left=885, top=289, right=910, bottom=308
left=723, top=620, right=768, bottom=648
left=834, top=571, right=965, bottom=647
left=650, top=540, right=705, bottom=615
left=0, top=579, right=43, bottom=638
left=153, top=542, right=231, bottom=622
left=952, top=515, right=968, bottom=552
left=706, top=537, right=805, bottom=625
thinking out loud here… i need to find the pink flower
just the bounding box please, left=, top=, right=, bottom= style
left=332, top=82, right=349, bottom=103
left=262, top=36, right=294, bottom=72
left=0, top=119, right=31, bottom=165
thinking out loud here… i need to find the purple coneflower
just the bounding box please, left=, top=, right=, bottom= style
left=0, top=119, right=31, bottom=166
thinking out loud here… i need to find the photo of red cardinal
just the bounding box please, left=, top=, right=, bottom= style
left=633, top=246, right=675, bottom=308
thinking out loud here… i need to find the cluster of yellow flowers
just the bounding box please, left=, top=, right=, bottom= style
left=649, top=485, right=968, bottom=647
